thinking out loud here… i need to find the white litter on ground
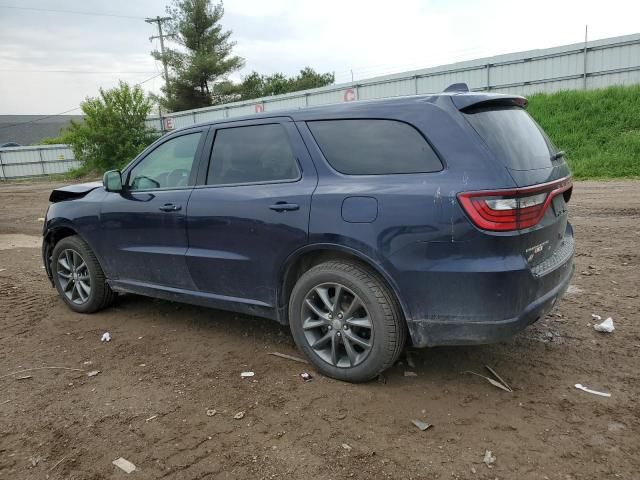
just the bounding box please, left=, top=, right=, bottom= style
left=575, top=384, right=611, bottom=397
left=594, top=317, right=614, bottom=333
left=240, top=371, right=255, bottom=378
left=411, top=419, right=432, bottom=431
left=483, top=450, right=496, bottom=466
left=101, top=332, right=111, bottom=342
left=112, top=457, right=136, bottom=473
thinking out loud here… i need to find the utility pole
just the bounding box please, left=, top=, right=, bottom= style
left=145, top=16, right=172, bottom=95
left=583, top=25, right=588, bottom=90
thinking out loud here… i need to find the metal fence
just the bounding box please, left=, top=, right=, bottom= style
left=2, top=33, right=639, bottom=179
left=0, top=144, right=79, bottom=180
left=146, top=32, right=640, bottom=132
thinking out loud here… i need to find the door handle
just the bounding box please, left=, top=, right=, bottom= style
left=269, top=202, right=299, bottom=212
left=159, top=203, right=182, bottom=212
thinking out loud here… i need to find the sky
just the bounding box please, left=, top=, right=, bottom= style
left=0, top=0, right=638, bottom=114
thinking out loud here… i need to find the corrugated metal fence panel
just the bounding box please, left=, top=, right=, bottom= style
left=39, top=146, right=74, bottom=162
left=145, top=33, right=640, bottom=133
left=265, top=95, right=307, bottom=111
left=146, top=117, right=163, bottom=131
left=307, top=89, right=345, bottom=106
left=359, top=78, right=415, bottom=100
left=195, top=109, right=226, bottom=123
left=589, top=69, right=640, bottom=88
left=5, top=33, right=640, bottom=179
left=0, top=145, right=79, bottom=179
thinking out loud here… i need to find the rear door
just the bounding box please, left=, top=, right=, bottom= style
left=186, top=118, right=317, bottom=307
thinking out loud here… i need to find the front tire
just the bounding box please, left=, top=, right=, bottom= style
left=51, top=235, right=115, bottom=313
left=289, top=260, right=406, bottom=382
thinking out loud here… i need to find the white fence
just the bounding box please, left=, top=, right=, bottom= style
left=147, top=32, right=640, bottom=132
left=2, top=33, right=639, bottom=179
left=0, top=144, right=79, bottom=180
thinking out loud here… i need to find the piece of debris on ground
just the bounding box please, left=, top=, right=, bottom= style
left=483, top=450, right=496, bottom=466
left=463, top=368, right=513, bottom=392
left=575, top=383, right=611, bottom=397
left=593, top=317, right=615, bottom=333
left=411, top=419, right=432, bottom=431
left=267, top=352, right=308, bottom=364
left=112, top=457, right=136, bottom=474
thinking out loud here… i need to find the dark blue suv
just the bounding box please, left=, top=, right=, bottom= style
left=43, top=88, right=574, bottom=382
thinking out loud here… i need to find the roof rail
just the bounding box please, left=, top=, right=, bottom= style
left=443, top=83, right=470, bottom=93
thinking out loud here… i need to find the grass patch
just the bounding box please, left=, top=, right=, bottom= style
left=527, top=85, right=640, bottom=179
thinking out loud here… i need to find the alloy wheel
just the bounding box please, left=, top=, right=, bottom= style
left=301, top=282, right=373, bottom=368
left=56, top=248, right=91, bottom=305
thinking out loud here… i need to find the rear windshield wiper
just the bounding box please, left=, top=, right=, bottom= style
left=551, top=150, right=565, bottom=161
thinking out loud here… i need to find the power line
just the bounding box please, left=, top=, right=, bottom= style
left=0, top=106, right=83, bottom=130
left=0, top=73, right=163, bottom=130
left=0, top=69, right=158, bottom=74
left=0, top=4, right=145, bottom=20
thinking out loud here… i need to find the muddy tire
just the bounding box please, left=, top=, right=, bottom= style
left=289, top=260, right=406, bottom=383
left=51, top=235, right=115, bottom=313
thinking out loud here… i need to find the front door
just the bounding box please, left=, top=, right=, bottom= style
left=186, top=120, right=317, bottom=308
left=99, top=128, right=207, bottom=289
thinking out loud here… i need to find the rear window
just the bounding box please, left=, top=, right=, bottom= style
left=464, top=106, right=555, bottom=171
left=307, top=119, right=442, bottom=175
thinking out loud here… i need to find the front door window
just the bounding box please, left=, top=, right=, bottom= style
left=128, top=132, right=203, bottom=190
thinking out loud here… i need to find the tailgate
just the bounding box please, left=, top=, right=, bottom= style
left=461, top=104, right=573, bottom=270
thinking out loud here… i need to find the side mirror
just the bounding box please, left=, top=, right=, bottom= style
left=103, top=170, right=123, bottom=192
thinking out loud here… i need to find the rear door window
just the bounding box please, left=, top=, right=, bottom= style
left=307, top=119, right=442, bottom=175
left=464, top=106, right=555, bottom=171
left=207, top=124, right=300, bottom=185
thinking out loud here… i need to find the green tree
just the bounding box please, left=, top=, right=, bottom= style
left=59, top=81, right=156, bottom=172
left=215, top=67, right=334, bottom=103
left=155, top=0, right=244, bottom=111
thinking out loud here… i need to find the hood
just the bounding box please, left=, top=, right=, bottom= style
left=49, top=181, right=102, bottom=203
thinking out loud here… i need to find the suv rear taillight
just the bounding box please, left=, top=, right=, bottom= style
left=458, top=177, right=572, bottom=231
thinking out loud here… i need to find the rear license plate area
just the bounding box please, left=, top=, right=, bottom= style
left=552, top=195, right=566, bottom=217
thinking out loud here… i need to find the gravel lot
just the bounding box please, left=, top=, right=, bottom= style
left=0, top=179, right=638, bottom=480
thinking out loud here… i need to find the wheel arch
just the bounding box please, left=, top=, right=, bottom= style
left=277, top=244, right=409, bottom=326
left=43, top=222, right=103, bottom=283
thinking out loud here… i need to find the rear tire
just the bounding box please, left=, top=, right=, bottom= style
left=51, top=235, right=115, bottom=313
left=289, top=260, right=406, bottom=383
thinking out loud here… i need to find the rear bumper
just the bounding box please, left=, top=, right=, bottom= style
left=406, top=255, right=574, bottom=347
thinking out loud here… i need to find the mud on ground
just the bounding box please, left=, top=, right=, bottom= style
left=0, top=180, right=638, bottom=479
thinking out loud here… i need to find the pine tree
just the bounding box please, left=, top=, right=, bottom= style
left=154, top=0, right=244, bottom=112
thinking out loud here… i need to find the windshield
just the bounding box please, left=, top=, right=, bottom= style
left=465, top=106, right=556, bottom=171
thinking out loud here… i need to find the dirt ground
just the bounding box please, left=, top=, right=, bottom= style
left=0, top=179, right=638, bottom=480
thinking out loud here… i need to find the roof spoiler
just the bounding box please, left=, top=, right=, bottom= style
left=442, top=83, right=527, bottom=110
left=450, top=93, right=528, bottom=111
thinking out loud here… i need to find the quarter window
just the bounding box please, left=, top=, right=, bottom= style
left=128, top=132, right=202, bottom=190
left=307, top=119, right=442, bottom=175
left=207, top=124, right=299, bottom=185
